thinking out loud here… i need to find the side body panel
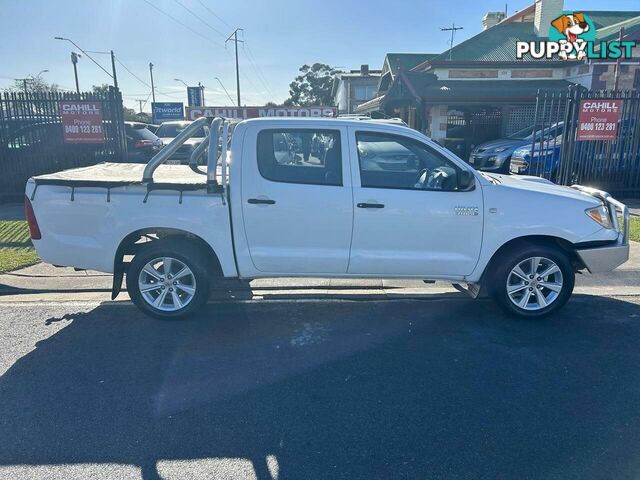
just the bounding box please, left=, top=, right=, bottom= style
left=346, top=125, right=484, bottom=277
left=26, top=181, right=237, bottom=276
left=467, top=182, right=619, bottom=282
left=232, top=121, right=353, bottom=275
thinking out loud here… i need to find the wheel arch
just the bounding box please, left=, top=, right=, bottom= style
left=111, top=227, right=223, bottom=299
left=480, top=235, right=582, bottom=285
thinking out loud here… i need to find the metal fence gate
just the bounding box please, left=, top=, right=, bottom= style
left=0, top=88, right=127, bottom=202
left=530, top=87, right=640, bottom=196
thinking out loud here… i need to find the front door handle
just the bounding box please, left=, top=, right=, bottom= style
left=357, top=202, right=384, bottom=209
left=248, top=198, right=276, bottom=205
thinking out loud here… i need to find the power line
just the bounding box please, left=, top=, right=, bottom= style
left=115, top=57, right=152, bottom=89
left=142, top=0, right=222, bottom=48
left=172, top=0, right=226, bottom=39
left=243, top=43, right=275, bottom=99
left=196, top=0, right=233, bottom=30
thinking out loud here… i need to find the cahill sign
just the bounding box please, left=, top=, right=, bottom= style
left=516, top=11, right=636, bottom=60
left=186, top=106, right=337, bottom=121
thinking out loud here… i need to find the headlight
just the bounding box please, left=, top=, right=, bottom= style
left=493, top=146, right=509, bottom=153
left=531, top=149, right=554, bottom=157
left=585, top=205, right=612, bottom=229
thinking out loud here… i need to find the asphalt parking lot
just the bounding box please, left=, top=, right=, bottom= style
left=1, top=294, right=640, bottom=480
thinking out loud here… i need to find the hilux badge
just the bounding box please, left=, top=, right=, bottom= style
left=455, top=206, right=479, bottom=216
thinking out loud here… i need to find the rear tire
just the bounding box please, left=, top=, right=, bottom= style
left=490, top=243, right=574, bottom=318
left=126, top=239, right=210, bottom=320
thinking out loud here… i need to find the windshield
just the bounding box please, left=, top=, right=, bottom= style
left=156, top=123, right=206, bottom=138
left=509, top=122, right=564, bottom=141
left=127, top=126, right=158, bottom=141
left=507, top=125, right=536, bottom=140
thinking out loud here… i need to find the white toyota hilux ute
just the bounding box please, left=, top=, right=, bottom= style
left=25, top=116, right=630, bottom=319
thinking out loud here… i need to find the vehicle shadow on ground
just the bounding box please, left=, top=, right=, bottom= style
left=2, top=295, right=640, bottom=479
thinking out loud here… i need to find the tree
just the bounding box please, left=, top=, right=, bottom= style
left=6, top=75, right=60, bottom=93
left=91, top=84, right=111, bottom=94
left=264, top=101, right=278, bottom=107
left=284, top=63, right=337, bottom=106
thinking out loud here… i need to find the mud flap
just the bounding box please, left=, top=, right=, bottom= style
left=111, top=262, right=126, bottom=300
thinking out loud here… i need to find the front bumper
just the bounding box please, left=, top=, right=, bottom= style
left=572, top=185, right=630, bottom=273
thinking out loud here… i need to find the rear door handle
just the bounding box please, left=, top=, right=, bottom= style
left=247, top=198, right=276, bottom=205
left=357, top=202, right=384, bottom=209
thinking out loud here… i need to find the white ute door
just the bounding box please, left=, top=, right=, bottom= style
left=348, top=129, right=483, bottom=277
left=241, top=125, right=352, bottom=274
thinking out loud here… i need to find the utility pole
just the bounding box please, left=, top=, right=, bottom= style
left=138, top=99, right=144, bottom=114
left=110, top=50, right=119, bottom=89
left=71, top=51, right=81, bottom=93
left=226, top=28, right=244, bottom=107
left=149, top=62, right=156, bottom=103
left=614, top=27, right=625, bottom=91
left=441, top=23, right=464, bottom=61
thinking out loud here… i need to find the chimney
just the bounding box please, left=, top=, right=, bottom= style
left=534, top=0, right=564, bottom=37
left=482, top=12, right=506, bottom=30
left=360, top=64, right=369, bottom=76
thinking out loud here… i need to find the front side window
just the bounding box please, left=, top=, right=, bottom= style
left=356, top=132, right=462, bottom=191
left=257, top=129, right=342, bottom=186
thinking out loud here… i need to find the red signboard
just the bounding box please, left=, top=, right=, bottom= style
left=59, top=101, right=105, bottom=144
left=186, top=106, right=337, bottom=121
left=576, top=99, right=622, bottom=141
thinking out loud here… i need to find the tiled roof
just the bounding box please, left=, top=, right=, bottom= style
left=595, top=14, right=640, bottom=41
left=385, top=53, right=439, bottom=73
left=585, top=11, right=640, bottom=29
left=423, top=10, right=640, bottom=63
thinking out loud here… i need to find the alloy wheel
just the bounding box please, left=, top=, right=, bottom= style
left=506, top=256, right=564, bottom=311
left=137, top=257, right=197, bottom=312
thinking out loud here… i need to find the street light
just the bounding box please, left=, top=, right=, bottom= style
left=174, top=78, right=189, bottom=88
left=54, top=36, right=117, bottom=89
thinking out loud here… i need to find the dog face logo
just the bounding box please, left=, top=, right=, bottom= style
left=551, top=13, right=589, bottom=43
left=516, top=11, right=635, bottom=61
left=549, top=12, right=594, bottom=60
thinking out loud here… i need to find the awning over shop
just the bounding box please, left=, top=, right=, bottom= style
left=421, top=80, right=575, bottom=104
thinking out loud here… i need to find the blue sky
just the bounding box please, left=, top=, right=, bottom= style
left=0, top=0, right=634, bottom=110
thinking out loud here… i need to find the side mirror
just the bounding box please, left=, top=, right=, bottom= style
left=458, top=169, right=475, bottom=191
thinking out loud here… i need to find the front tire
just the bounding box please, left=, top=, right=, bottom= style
left=490, top=243, right=575, bottom=318
left=126, top=239, right=210, bottom=319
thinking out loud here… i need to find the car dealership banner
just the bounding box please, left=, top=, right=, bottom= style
left=186, top=106, right=338, bottom=121
left=59, top=101, right=104, bottom=144
left=152, top=102, right=184, bottom=123
left=576, top=99, right=622, bottom=141
left=187, top=86, right=203, bottom=107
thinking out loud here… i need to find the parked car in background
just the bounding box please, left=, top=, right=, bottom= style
left=155, top=120, right=207, bottom=164
left=124, top=122, right=163, bottom=163
left=469, top=123, right=564, bottom=174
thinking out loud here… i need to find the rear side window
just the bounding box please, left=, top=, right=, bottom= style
left=257, top=129, right=342, bottom=186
